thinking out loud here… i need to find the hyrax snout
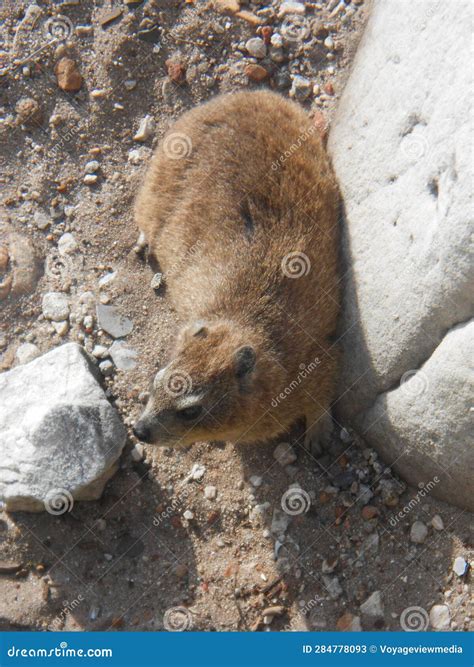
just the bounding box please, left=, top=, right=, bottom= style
left=133, top=91, right=341, bottom=453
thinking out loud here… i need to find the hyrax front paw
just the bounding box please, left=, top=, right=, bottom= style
left=303, top=412, right=333, bottom=457
left=134, top=231, right=148, bottom=257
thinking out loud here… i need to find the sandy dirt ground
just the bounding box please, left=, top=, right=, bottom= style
left=0, top=0, right=472, bottom=633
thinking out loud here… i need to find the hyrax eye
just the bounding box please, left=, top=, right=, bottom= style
left=177, top=405, right=203, bottom=421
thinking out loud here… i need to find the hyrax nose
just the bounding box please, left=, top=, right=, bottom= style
left=133, top=420, right=151, bottom=443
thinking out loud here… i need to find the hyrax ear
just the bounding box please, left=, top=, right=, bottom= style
left=234, top=345, right=256, bottom=379
left=185, top=320, right=209, bottom=339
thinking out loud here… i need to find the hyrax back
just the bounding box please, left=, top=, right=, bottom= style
left=134, top=91, right=340, bottom=452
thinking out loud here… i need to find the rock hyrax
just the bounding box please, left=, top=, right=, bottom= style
left=133, top=91, right=340, bottom=454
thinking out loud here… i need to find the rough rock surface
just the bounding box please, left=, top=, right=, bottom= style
left=328, top=0, right=473, bottom=510
left=0, top=343, right=126, bottom=512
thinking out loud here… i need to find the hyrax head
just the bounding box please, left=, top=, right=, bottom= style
left=133, top=319, right=262, bottom=447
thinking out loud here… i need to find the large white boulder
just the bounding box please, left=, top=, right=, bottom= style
left=328, top=0, right=473, bottom=510
left=0, top=343, right=126, bottom=512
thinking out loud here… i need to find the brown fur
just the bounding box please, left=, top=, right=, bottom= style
left=134, top=91, right=340, bottom=451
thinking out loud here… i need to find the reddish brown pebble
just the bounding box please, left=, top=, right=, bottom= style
left=261, top=26, right=272, bottom=44
left=361, top=505, right=379, bottom=520
left=336, top=611, right=355, bottom=631
left=324, top=82, right=335, bottom=95
left=245, top=64, right=269, bottom=82
left=319, top=491, right=331, bottom=504
left=165, top=59, right=186, bottom=83
left=55, top=58, right=83, bottom=92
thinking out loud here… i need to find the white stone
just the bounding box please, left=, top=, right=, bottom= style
left=33, top=211, right=50, bottom=230
left=83, top=174, right=97, bottom=185
left=109, top=341, right=138, bottom=371
left=42, top=292, right=70, bottom=322
left=57, top=232, right=77, bottom=255
left=452, top=556, right=468, bottom=577
left=15, top=343, right=40, bottom=365
left=189, top=463, right=206, bottom=481
left=410, top=520, right=428, bottom=544
left=273, top=442, right=297, bottom=467
left=360, top=590, right=384, bottom=619
left=0, top=343, right=126, bottom=511
left=96, top=304, right=133, bottom=338
left=249, top=475, right=263, bottom=487
left=328, top=0, right=474, bottom=512
left=85, top=160, right=100, bottom=174
left=431, top=515, right=444, bottom=531
left=52, top=320, right=69, bottom=337
left=245, top=37, right=266, bottom=59
left=204, top=485, right=217, bottom=500
left=183, top=510, right=194, bottom=520
left=278, top=1, right=306, bottom=18
left=429, top=604, right=450, bottom=630
left=322, top=575, right=343, bottom=599
left=271, top=508, right=291, bottom=534
left=134, top=115, right=155, bottom=142
left=99, top=359, right=114, bottom=376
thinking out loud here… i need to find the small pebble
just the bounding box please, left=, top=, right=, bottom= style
left=85, top=160, right=100, bottom=174
left=429, top=604, right=450, bottom=630
left=249, top=475, right=263, bottom=487
left=204, top=485, right=217, bottom=500
left=245, top=37, right=266, bottom=59
left=279, top=1, right=306, bottom=17
left=273, top=442, right=297, bottom=467
left=84, top=174, right=98, bottom=185
left=150, top=273, right=163, bottom=290
left=431, top=514, right=444, bottom=531
left=290, top=75, right=312, bottom=101
left=15, top=342, right=40, bottom=365
left=134, top=115, right=155, bottom=142
left=131, top=444, right=144, bottom=462
left=42, top=292, right=70, bottom=322
left=183, top=510, right=194, bottom=520
left=452, top=556, right=468, bottom=577
left=99, top=359, right=114, bottom=376
left=410, top=520, right=428, bottom=544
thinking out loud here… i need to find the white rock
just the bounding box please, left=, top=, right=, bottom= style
left=0, top=343, right=126, bottom=511
left=323, top=35, right=334, bottom=49
left=328, top=0, right=474, bottom=512
left=85, top=160, right=100, bottom=174
left=42, top=292, right=70, bottom=322
left=96, top=304, right=133, bottom=338
left=134, top=115, right=155, bottom=142
left=431, top=514, right=444, bottom=531
left=99, top=359, right=114, bottom=376
left=290, top=75, right=312, bottom=100
left=270, top=33, right=283, bottom=48
left=249, top=475, right=263, bottom=487
left=83, top=174, right=97, bottom=185
left=183, top=510, right=194, bottom=520
left=52, top=320, right=69, bottom=337
left=131, top=444, right=144, bottom=462
left=410, top=520, right=428, bottom=544
left=278, top=1, right=306, bottom=17
left=322, top=575, right=343, bottom=599
left=204, top=485, right=217, bottom=500
left=15, top=343, right=40, bottom=365
left=33, top=211, right=50, bottom=230
left=189, top=463, right=206, bottom=481
left=271, top=508, right=291, bottom=534
left=452, top=556, right=468, bottom=577
left=98, top=271, right=116, bottom=287
left=245, top=37, right=266, bottom=59
left=273, top=442, right=297, bottom=467
left=360, top=591, right=384, bottom=619
left=92, top=345, right=109, bottom=359
left=429, top=604, right=450, bottom=630
left=109, top=341, right=138, bottom=371
left=57, top=232, right=77, bottom=255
